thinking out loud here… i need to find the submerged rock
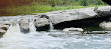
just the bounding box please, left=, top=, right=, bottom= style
left=85, top=31, right=108, bottom=34
left=19, top=18, right=30, bottom=33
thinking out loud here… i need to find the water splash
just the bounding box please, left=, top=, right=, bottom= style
left=3, top=19, right=21, bottom=38
left=29, top=18, right=36, bottom=32
left=49, top=20, right=54, bottom=31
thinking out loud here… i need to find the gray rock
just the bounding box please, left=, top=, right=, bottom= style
left=33, top=6, right=111, bottom=30
left=0, top=24, right=10, bottom=38
left=99, top=21, right=111, bottom=31
left=63, top=27, right=84, bottom=32
left=41, top=7, right=97, bottom=24
left=34, top=18, right=49, bottom=27
left=34, top=17, right=50, bottom=31
left=95, top=6, right=111, bottom=16
left=0, top=24, right=10, bottom=31
left=19, top=18, right=30, bottom=33
left=0, top=29, right=6, bottom=38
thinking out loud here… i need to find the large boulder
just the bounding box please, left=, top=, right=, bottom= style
left=43, top=7, right=97, bottom=24
left=33, top=6, right=111, bottom=31
left=95, top=6, right=111, bottom=16
left=34, top=18, right=50, bottom=31
left=19, top=18, right=30, bottom=33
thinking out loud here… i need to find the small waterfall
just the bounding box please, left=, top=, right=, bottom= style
left=3, top=19, right=21, bottom=38
left=16, top=19, right=21, bottom=33
left=49, top=20, right=54, bottom=31
left=29, top=18, right=36, bottom=32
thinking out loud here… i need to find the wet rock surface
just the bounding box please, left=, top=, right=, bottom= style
left=34, top=18, right=50, bottom=31
left=95, top=6, right=111, bottom=17
left=40, top=6, right=111, bottom=25
left=0, top=29, right=6, bottom=37
left=19, top=18, right=30, bottom=33
left=31, top=6, right=111, bottom=31
left=0, top=22, right=10, bottom=38
left=99, top=21, right=111, bottom=31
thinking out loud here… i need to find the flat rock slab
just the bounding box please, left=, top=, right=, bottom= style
left=36, top=6, right=111, bottom=27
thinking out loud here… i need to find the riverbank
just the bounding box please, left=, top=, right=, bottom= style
left=0, top=5, right=105, bottom=16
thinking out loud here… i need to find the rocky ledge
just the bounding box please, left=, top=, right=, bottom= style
left=34, top=6, right=111, bottom=31
left=0, top=21, right=10, bottom=38
left=0, top=6, right=111, bottom=36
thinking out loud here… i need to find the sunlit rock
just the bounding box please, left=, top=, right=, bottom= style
left=95, top=6, right=111, bottom=16
left=0, top=21, right=10, bottom=31
left=0, top=24, right=10, bottom=31
left=43, top=7, right=97, bottom=24
left=19, top=18, right=30, bottom=33
left=99, top=21, right=111, bottom=31
left=63, top=27, right=84, bottom=32
left=0, top=24, right=10, bottom=38
left=34, top=18, right=50, bottom=31
left=33, top=6, right=111, bottom=31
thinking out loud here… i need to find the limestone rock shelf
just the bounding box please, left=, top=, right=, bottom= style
left=0, top=6, right=110, bottom=35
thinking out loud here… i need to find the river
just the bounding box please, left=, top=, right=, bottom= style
left=0, top=16, right=111, bottom=49
left=0, top=23, right=111, bottom=49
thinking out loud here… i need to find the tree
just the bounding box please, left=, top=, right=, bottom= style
left=79, top=0, right=88, bottom=6
left=96, top=0, right=104, bottom=5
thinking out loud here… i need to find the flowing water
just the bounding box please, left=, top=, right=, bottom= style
left=49, top=20, right=54, bottom=31
left=0, top=16, right=111, bottom=49
left=29, top=17, right=36, bottom=32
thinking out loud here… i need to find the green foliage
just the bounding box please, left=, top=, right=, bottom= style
left=4, top=0, right=107, bottom=15
left=0, top=0, right=106, bottom=8
left=95, top=0, right=105, bottom=5
left=79, top=0, right=88, bottom=6
left=6, top=5, right=104, bottom=15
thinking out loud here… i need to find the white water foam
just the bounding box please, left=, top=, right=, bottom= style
left=29, top=18, right=36, bottom=32
left=1, top=17, right=111, bottom=49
